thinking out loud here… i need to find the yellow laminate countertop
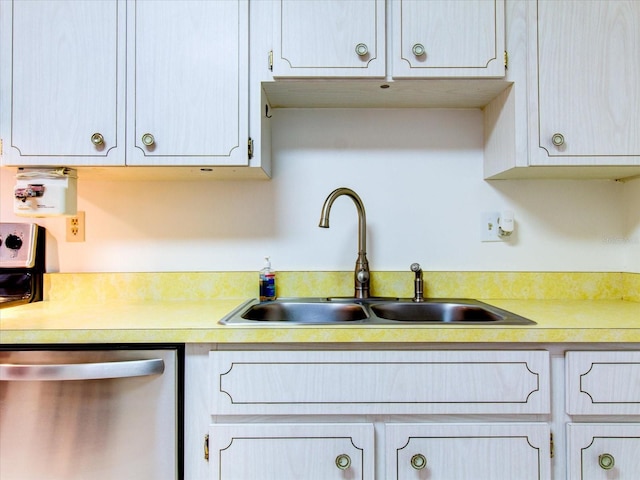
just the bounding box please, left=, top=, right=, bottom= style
left=1, top=298, right=639, bottom=344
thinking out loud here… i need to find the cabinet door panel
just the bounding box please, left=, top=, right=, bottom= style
left=534, top=0, right=640, bottom=163
left=567, top=424, right=640, bottom=480
left=566, top=351, right=640, bottom=415
left=128, top=0, right=248, bottom=165
left=210, top=350, right=550, bottom=415
left=386, top=423, right=551, bottom=479
left=209, top=423, right=374, bottom=480
left=1, top=0, right=124, bottom=166
left=273, top=0, right=385, bottom=77
left=393, top=0, right=505, bottom=78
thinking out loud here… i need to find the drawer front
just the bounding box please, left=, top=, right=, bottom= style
left=567, top=424, right=640, bottom=480
left=566, top=351, right=640, bottom=415
left=208, top=423, right=374, bottom=480
left=210, top=350, right=550, bottom=415
left=386, top=423, right=551, bottom=480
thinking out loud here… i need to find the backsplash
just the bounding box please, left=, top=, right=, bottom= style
left=43, top=271, right=638, bottom=303
left=624, top=273, right=640, bottom=302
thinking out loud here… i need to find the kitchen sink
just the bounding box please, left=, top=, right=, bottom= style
left=239, top=300, right=368, bottom=323
left=219, top=298, right=535, bottom=326
left=369, top=299, right=535, bottom=324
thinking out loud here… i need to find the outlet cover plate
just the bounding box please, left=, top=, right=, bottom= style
left=66, top=211, right=85, bottom=242
left=481, top=211, right=501, bottom=242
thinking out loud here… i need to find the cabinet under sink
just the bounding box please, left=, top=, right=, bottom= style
left=206, top=349, right=551, bottom=479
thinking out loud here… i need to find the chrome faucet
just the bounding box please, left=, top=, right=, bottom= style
left=411, top=263, right=424, bottom=302
left=319, top=187, right=370, bottom=299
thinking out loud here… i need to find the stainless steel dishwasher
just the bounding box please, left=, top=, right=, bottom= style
left=0, top=345, right=183, bottom=480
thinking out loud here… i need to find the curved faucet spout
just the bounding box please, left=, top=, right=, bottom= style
left=319, top=187, right=370, bottom=298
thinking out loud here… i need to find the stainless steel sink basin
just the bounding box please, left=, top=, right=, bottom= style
left=369, top=299, right=535, bottom=325
left=223, top=298, right=368, bottom=324
left=219, top=298, right=534, bottom=326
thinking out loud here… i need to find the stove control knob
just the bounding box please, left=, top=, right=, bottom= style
left=5, top=234, right=23, bottom=250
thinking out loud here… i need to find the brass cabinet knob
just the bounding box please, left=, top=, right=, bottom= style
left=551, top=133, right=565, bottom=146
left=91, top=133, right=105, bottom=146
left=335, top=454, right=351, bottom=470
left=598, top=453, right=615, bottom=470
left=411, top=453, right=427, bottom=470
left=355, top=43, right=369, bottom=56
left=412, top=43, right=426, bottom=56
left=141, top=133, right=155, bottom=147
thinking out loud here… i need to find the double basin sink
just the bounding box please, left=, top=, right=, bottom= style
left=220, top=298, right=535, bottom=326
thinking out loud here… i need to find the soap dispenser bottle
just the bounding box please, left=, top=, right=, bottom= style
left=259, top=256, right=276, bottom=301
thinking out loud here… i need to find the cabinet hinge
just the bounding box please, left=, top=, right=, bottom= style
left=550, top=432, right=554, bottom=458
left=204, top=434, right=209, bottom=461
left=268, top=50, right=273, bottom=71
left=504, top=50, right=509, bottom=69
left=248, top=137, right=254, bottom=160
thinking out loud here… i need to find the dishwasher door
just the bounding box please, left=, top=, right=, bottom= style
left=0, top=347, right=180, bottom=480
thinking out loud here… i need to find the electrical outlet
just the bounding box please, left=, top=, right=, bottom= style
left=481, top=211, right=501, bottom=242
left=66, top=211, right=85, bottom=242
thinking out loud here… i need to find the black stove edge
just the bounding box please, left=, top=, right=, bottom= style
left=0, top=225, right=46, bottom=308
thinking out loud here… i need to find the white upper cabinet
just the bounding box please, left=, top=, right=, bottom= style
left=272, top=0, right=504, bottom=80
left=534, top=0, right=640, bottom=163
left=127, top=0, right=248, bottom=166
left=0, top=0, right=125, bottom=166
left=265, top=0, right=508, bottom=108
left=1, top=0, right=266, bottom=174
left=273, top=0, right=385, bottom=78
left=484, top=0, right=640, bottom=179
left=392, top=0, right=505, bottom=78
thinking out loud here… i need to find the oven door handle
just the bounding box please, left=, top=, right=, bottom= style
left=0, top=358, right=165, bottom=381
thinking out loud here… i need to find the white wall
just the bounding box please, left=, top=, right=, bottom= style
left=1, top=108, right=638, bottom=273
left=624, top=175, right=640, bottom=271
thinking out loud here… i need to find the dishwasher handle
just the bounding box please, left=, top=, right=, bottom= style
left=0, top=358, right=165, bottom=381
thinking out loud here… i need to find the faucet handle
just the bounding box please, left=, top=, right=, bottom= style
left=357, top=268, right=370, bottom=284
left=410, top=263, right=422, bottom=273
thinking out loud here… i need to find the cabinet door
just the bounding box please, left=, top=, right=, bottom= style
left=567, top=424, right=640, bottom=479
left=386, top=423, right=550, bottom=479
left=566, top=351, right=640, bottom=415
left=208, top=423, right=374, bottom=480
left=0, top=0, right=125, bottom=166
left=273, top=0, right=385, bottom=78
left=127, top=0, right=248, bottom=166
left=532, top=0, right=640, bottom=165
left=392, top=0, right=505, bottom=78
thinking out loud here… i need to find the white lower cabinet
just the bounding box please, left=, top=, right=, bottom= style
left=566, top=351, right=640, bottom=416
left=187, top=346, right=640, bottom=479
left=386, top=423, right=550, bottom=479
left=565, top=351, right=640, bottom=479
left=208, top=422, right=550, bottom=480
left=566, top=424, right=640, bottom=480
left=208, top=423, right=374, bottom=480
left=205, top=349, right=551, bottom=479
left=210, top=350, right=550, bottom=415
